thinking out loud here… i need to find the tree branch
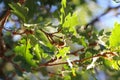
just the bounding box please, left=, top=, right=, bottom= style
left=0, top=10, right=10, bottom=55
left=0, top=10, right=10, bottom=32
left=84, top=5, right=120, bottom=29
left=39, top=52, right=116, bottom=67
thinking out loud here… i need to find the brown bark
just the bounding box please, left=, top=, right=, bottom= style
left=0, top=33, right=6, bottom=55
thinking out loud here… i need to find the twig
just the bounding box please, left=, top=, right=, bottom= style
left=39, top=52, right=115, bottom=67
left=0, top=10, right=10, bottom=32
left=18, top=0, right=25, bottom=4
left=0, top=10, right=10, bottom=55
left=4, top=27, right=34, bottom=35
left=70, top=48, right=84, bottom=55
left=84, top=5, right=120, bottom=29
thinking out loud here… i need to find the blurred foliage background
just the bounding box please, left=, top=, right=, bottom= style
left=0, top=0, right=120, bottom=80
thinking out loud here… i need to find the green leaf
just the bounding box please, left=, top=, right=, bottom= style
left=34, top=44, right=41, bottom=60
left=25, top=0, right=37, bottom=20
left=14, top=39, right=37, bottom=66
left=9, top=3, right=28, bottom=22
left=105, top=32, right=111, bottom=36
left=14, top=44, right=26, bottom=56
left=72, top=68, right=76, bottom=76
left=25, top=39, right=36, bottom=66
left=109, top=23, right=120, bottom=47
left=56, top=47, right=70, bottom=58
left=61, top=0, right=66, bottom=8
left=63, top=12, right=79, bottom=35
left=34, top=44, right=49, bottom=60
left=60, top=0, right=66, bottom=15
left=35, top=30, right=54, bottom=49
left=60, top=0, right=66, bottom=24
left=64, top=75, right=71, bottom=80
left=80, top=37, right=87, bottom=47
left=14, top=55, right=23, bottom=62
left=14, top=55, right=32, bottom=72
left=99, top=29, right=104, bottom=36
left=103, top=59, right=119, bottom=70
